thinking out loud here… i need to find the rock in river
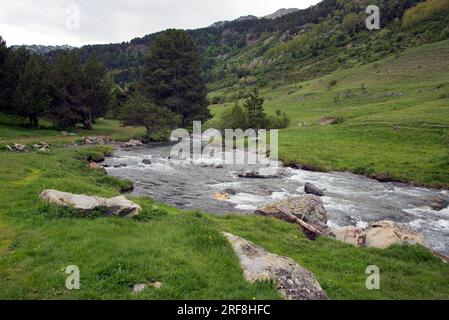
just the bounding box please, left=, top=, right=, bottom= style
left=40, top=189, right=141, bottom=217
left=304, top=183, right=324, bottom=197
left=255, top=195, right=327, bottom=226
left=223, top=232, right=328, bottom=300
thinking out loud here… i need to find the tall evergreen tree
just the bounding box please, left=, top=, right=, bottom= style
left=50, top=51, right=111, bottom=129
left=80, top=54, right=111, bottom=129
left=14, top=55, right=51, bottom=127
left=0, top=36, right=9, bottom=112
left=49, top=51, right=83, bottom=129
left=243, top=88, right=267, bottom=129
left=1, top=47, right=30, bottom=115
left=140, top=29, right=210, bottom=127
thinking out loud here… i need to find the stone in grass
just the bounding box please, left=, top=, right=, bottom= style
left=223, top=232, right=328, bottom=300
left=132, top=282, right=163, bottom=294
left=40, top=189, right=141, bottom=218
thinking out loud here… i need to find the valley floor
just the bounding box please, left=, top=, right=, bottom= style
left=209, top=40, right=449, bottom=188
left=0, top=119, right=448, bottom=299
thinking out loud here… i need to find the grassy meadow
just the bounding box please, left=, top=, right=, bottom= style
left=209, top=40, right=449, bottom=187
left=0, top=117, right=448, bottom=299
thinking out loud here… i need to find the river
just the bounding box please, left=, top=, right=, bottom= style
left=103, top=144, right=449, bottom=255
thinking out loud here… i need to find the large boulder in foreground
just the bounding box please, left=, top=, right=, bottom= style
left=364, top=220, right=426, bottom=249
left=255, top=195, right=327, bottom=226
left=223, top=232, right=328, bottom=300
left=40, top=190, right=141, bottom=218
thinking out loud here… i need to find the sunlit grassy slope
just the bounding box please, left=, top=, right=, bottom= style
left=209, top=40, right=449, bottom=187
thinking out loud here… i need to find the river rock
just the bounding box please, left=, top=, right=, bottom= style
left=82, top=136, right=109, bottom=145
left=61, top=131, right=76, bottom=136
left=223, top=188, right=237, bottom=196
left=213, top=192, right=231, bottom=201
left=423, top=197, right=448, bottom=211
left=142, top=159, right=152, bottom=165
left=255, top=195, right=327, bottom=226
left=239, top=170, right=278, bottom=179
left=6, top=143, right=27, bottom=152
left=332, top=226, right=366, bottom=247
left=304, top=183, right=324, bottom=197
left=223, top=232, right=328, bottom=300
left=40, top=190, right=141, bottom=217
left=89, top=162, right=106, bottom=174
left=121, top=139, right=144, bottom=148
left=365, top=220, right=426, bottom=249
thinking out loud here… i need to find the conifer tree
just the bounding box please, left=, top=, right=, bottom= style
left=243, top=88, right=267, bottom=129
left=141, top=29, right=210, bottom=127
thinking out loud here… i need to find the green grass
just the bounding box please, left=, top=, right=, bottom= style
left=0, top=119, right=448, bottom=300
left=0, top=115, right=145, bottom=146
left=209, top=40, right=449, bottom=188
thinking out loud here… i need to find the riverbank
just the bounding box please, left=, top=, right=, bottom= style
left=0, top=119, right=449, bottom=299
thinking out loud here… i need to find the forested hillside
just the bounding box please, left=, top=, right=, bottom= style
left=54, top=0, right=449, bottom=88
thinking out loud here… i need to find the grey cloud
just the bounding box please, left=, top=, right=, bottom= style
left=0, top=0, right=319, bottom=46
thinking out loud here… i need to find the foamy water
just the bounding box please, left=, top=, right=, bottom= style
left=104, top=144, right=449, bottom=255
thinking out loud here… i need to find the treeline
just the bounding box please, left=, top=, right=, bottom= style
left=0, top=36, right=112, bottom=129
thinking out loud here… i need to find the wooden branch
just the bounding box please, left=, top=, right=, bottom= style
left=276, top=207, right=335, bottom=240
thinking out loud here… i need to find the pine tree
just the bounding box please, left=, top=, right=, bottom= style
left=49, top=51, right=83, bottom=129
left=50, top=51, right=111, bottom=129
left=140, top=29, right=210, bottom=127
left=243, top=88, right=267, bottom=129
left=1, top=47, right=30, bottom=115
left=80, top=54, right=111, bottom=129
left=14, top=55, right=51, bottom=127
left=0, top=36, right=8, bottom=112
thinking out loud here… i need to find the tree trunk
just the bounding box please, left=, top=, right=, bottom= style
left=143, top=126, right=152, bottom=143
left=83, top=113, right=93, bottom=130
left=29, top=116, right=38, bottom=128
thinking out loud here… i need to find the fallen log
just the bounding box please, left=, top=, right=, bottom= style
left=276, top=207, right=335, bottom=240
left=432, top=250, right=449, bottom=263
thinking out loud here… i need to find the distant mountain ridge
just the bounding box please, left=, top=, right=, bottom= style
left=264, top=8, right=299, bottom=19
left=10, top=44, right=74, bottom=55
left=210, top=8, right=299, bottom=28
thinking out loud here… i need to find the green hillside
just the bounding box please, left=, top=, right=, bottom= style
left=209, top=39, right=449, bottom=187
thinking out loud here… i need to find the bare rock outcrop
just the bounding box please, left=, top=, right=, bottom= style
left=255, top=195, right=327, bottom=226
left=364, top=220, right=426, bottom=249
left=40, top=189, right=141, bottom=218
left=223, top=232, right=328, bottom=300
left=331, top=220, right=426, bottom=249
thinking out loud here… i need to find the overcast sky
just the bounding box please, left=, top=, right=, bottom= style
left=0, top=0, right=320, bottom=47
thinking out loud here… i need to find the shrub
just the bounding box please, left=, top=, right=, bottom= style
left=267, top=110, right=291, bottom=129
left=402, top=0, right=449, bottom=28
left=219, top=103, right=249, bottom=130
